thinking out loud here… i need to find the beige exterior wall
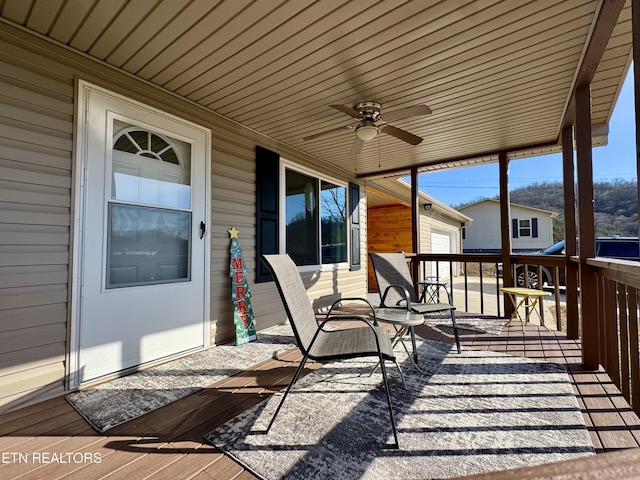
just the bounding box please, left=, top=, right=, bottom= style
left=0, top=23, right=367, bottom=412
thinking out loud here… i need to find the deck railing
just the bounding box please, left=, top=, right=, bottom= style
left=411, top=253, right=501, bottom=316
left=411, top=253, right=569, bottom=331
left=588, top=257, right=640, bottom=417
left=411, top=253, right=640, bottom=415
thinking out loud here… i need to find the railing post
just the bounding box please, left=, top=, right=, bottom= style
left=562, top=125, right=580, bottom=339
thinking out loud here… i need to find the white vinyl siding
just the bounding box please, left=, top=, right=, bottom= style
left=0, top=22, right=368, bottom=412
left=0, top=36, right=74, bottom=410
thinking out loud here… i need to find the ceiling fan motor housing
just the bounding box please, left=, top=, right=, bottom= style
left=354, top=101, right=382, bottom=121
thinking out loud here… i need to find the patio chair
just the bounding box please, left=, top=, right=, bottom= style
left=261, top=254, right=401, bottom=448
left=369, top=252, right=461, bottom=353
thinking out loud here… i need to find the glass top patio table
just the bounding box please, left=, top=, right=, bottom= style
left=372, top=308, right=424, bottom=370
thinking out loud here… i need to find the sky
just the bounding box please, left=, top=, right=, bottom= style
left=414, top=69, right=638, bottom=207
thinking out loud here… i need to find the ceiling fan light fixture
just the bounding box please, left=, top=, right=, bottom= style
left=355, top=121, right=379, bottom=141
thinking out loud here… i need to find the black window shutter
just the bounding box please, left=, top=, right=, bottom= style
left=349, top=182, right=361, bottom=271
left=512, top=218, right=519, bottom=238
left=532, top=217, right=538, bottom=238
left=255, top=146, right=279, bottom=282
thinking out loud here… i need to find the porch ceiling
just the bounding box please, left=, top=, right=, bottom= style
left=0, top=0, right=632, bottom=179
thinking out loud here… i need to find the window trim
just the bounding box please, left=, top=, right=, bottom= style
left=519, top=219, right=531, bottom=237
left=279, top=159, right=350, bottom=271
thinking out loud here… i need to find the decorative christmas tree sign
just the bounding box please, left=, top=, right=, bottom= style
left=228, top=226, right=257, bottom=346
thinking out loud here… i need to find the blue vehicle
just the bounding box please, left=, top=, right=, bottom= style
left=515, top=236, right=639, bottom=288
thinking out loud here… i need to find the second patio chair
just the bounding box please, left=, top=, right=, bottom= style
left=261, top=253, right=401, bottom=448
left=369, top=252, right=461, bottom=353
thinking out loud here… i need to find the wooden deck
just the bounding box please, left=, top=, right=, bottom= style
left=2, top=319, right=640, bottom=480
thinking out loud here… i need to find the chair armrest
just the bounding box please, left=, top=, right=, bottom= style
left=380, top=285, right=412, bottom=311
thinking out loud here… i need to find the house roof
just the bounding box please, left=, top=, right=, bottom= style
left=367, top=177, right=472, bottom=223
left=0, top=1, right=631, bottom=180
left=457, top=198, right=557, bottom=217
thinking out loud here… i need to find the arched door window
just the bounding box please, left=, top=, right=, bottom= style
left=107, top=120, right=193, bottom=288
left=111, top=122, right=191, bottom=209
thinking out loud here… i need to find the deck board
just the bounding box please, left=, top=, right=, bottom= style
left=0, top=320, right=639, bottom=479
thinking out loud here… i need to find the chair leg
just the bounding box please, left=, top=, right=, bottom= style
left=266, top=352, right=310, bottom=433
left=378, top=354, right=399, bottom=448
left=451, top=309, right=461, bottom=353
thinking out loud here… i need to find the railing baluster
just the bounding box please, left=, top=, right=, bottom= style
left=619, top=283, right=630, bottom=402
left=628, top=288, right=640, bottom=416
left=597, top=274, right=606, bottom=373
left=479, top=262, right=485, bottom=314
left=449, top=260, right=454, bottom=305
left=552, top=267, right=561, bottom=331
left=606, top=278, right=620, bottom=388
left=495, top=262, right=501, bottom=318
left=537, top=264, right=545, bottom=325
left=464, top=263, right=469, bottom=312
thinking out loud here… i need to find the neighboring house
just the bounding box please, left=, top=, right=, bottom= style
left=366, top=179, right=472, bottom=289
left=458, top=199, right=555, bottom=253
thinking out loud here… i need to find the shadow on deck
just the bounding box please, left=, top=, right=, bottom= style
left=1, top=315, right=640, bottom=479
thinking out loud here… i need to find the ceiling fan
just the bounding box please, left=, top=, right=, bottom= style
left=303, top=101, right=432, bottom=156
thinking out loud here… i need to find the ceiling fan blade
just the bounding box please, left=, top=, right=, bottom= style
left=380, top=104, right=431, bottom=122
left=303, top=125, right=352, bottom=141
left=380, top=125, right=423, bottom=145
left=349, top=136, right=365, bottom=156
left=330, top=104, right=363, bottom=119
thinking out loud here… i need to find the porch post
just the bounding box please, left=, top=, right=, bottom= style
left=633, top=0, right=640, bottom=237
left=410, top=167, right=420, bottom=286
left=575, top=84, right=599, bottom=370
left=498, top=151, right=513, bottom=318
left=411, top=166, right=420, bottom=253
left=562, top=126, right=579, bottom=339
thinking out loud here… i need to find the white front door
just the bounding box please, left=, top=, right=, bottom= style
left=72, top=82, right=210, bottom=385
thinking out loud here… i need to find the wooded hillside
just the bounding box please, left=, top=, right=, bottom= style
left=457, top=179, right=638, bottom=242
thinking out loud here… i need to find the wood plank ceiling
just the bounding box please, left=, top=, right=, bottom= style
left=0, top=0, right=633, bottom=180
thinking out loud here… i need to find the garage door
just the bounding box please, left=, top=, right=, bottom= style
left=431, top=231, right=452, bottom=281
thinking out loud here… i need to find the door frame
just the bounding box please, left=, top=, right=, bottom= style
left=68, top=80, right=211, bottom=389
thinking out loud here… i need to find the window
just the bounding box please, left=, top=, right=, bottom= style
left=512, top=217, right=539, bottom=239
left=519, top=219, right=531, bottom=237
left=284, top=166, right=347, bottom=266
left=107, top=121, right=192, bottom=288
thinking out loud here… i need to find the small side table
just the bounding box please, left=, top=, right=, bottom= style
left=418, top=278, right=450, bottom=304
left=373, top=308, right=425, bottom=369
left=500, top=287, right=552, bottom=332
